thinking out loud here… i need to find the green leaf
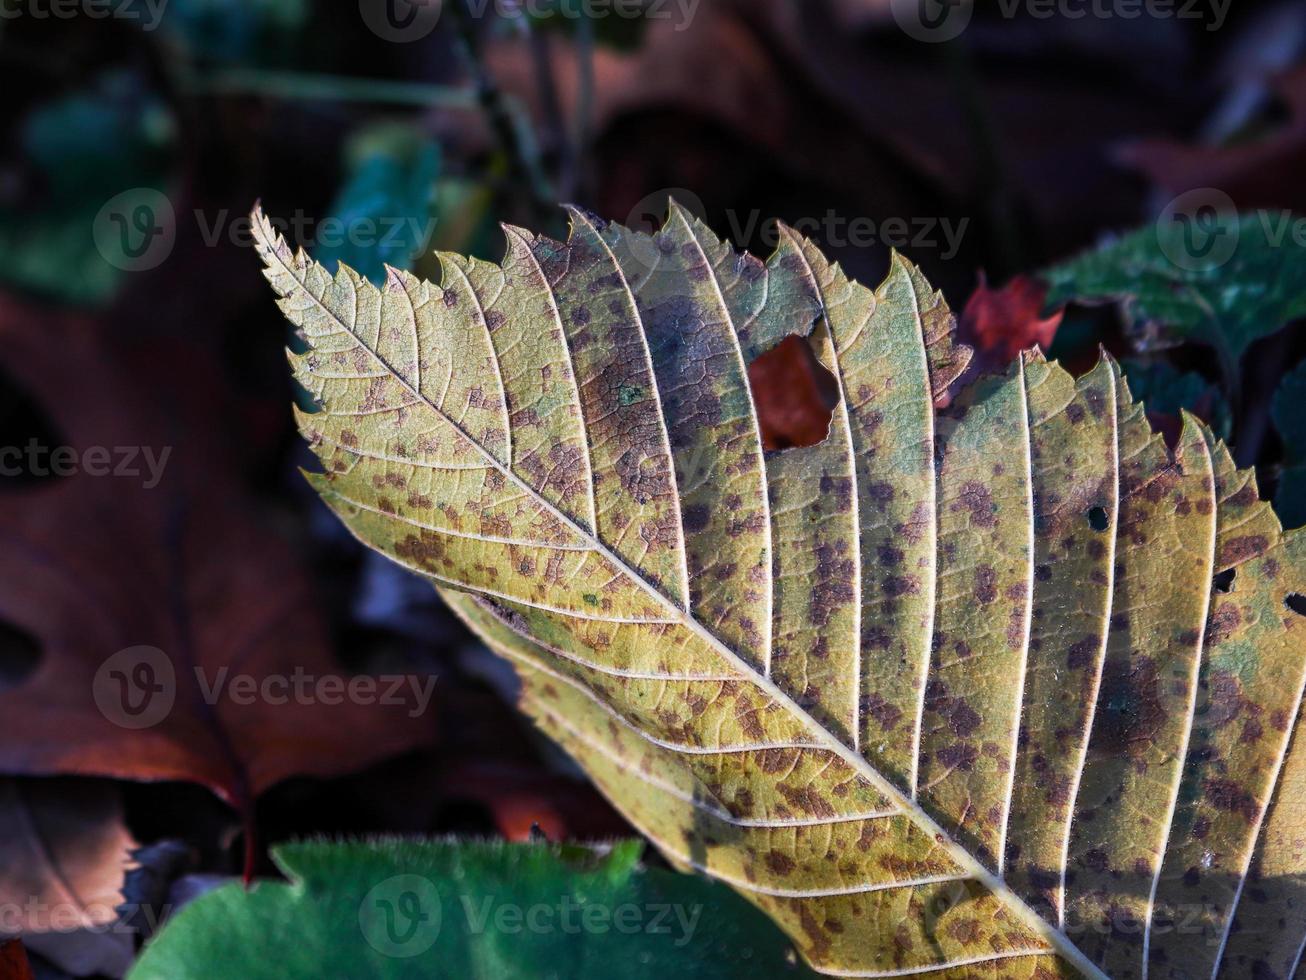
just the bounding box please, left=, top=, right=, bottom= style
left=1121, top=357, right=1232, bottom=441
left=128, top=839, right=815, bottom=979
left=0, top=70, right=175, bottom=306
left=156, top=0, right=309, bottom=65
left=1273, top=361, right=1306, bottom=529
left=313, top=124, right=441, bottom=287
left=256, top=201, right=1306, bottom=978
left=1043, top=212, right=1306, bottom=384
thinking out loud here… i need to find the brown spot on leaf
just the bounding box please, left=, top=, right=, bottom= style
left=1206, top=603, right=1242, bottom=646
left=765, top=850, right=796, bottom=875
left=950, top=700, right=982, bottom=737
left=682, top=504, right=710, bottom=534
left=1219, top=535, right=1269, bottom=568
left=863, top=693, right=903, bottom=732
left=936, top=743, right=979, bottom=772
left=1204, top=778, right=1258, bottom=822
left=1067, top=635, right=1100, bottom=670
left=1096, top=656, right=1165, bottom=758
left=953, top=481, right=997, bottom=528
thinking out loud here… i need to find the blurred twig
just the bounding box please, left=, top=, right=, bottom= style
left=181, top=69, right=489, bottom=109
left=447, top=0, right=557, bottom=222
left=510, top=6, right=574, bottom=202
left=571, top=11, right=595, bottom=204
left=942, top=40, right=1028, bottom=277
left=182, top=66, right=553, bottom=218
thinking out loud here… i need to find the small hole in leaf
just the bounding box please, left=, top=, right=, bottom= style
left=748, top=335, right=838, bottom=450
left=1287, top=594, right=1306, bottom=617
left=1213, top=569, right=1236, bottom=594
left=286, top=328, right=310, bottom=356
left=0, top=619, right=42, bottom=692
left=1087, top=506, right=1109, bottom=532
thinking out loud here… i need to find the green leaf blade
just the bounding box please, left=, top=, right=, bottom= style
left=129, top=839, right=814, bottom=980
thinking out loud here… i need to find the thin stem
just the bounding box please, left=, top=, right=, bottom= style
left=181, top=69, right=485, bottom=109
left=571, top=10, right=596, bottom=203
left=942, top=40, right=1027, bottom=276
left=447, top=0, right=556, bottom=218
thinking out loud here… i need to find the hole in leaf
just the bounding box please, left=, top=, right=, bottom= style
left=0, top=619, right=42, bottom=692
left=286, top=327, right=311, bottom=356
left=1087, top=506, right=1109, bottom=532
left=1213, top=569, right=1236, bottom=594
left=748, top=335, right=838, bottom=450
left=0, top=363, right=66, bottom=492
left=1287, top=594, right=1306, bottom=617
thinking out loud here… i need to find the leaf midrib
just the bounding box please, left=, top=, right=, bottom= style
left=261, top=217, right=1111, bottom=980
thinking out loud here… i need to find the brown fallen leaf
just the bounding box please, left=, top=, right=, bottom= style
left=0, top=297, right=437, bottom=817
left=1119, top=65, right=1306, bottom=213
left=436, top=761, right=633, bottom=843
left=749, top=335, right=838, bottom=450
left=0, top=779, right=136, bottom=978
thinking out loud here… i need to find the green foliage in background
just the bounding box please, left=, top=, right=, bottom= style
left=129, top=840, right=814, bottom=980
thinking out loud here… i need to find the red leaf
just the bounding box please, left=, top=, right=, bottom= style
left=959, top=273, right=1065, bottom=363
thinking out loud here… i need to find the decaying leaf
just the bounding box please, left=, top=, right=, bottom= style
left=256, top=201, right=1306, bottom=978
left=1117, top=66, right=1306, bottom=216
left=0, top=300, right=436, bottom=809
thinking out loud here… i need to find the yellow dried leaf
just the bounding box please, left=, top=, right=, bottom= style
left=256, top=202, right=1306, bottom=979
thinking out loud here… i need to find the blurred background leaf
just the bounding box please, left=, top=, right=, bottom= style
left=0, top=69, right=176, bottom=306
left=313, top=122, right=442, bottom=284
left=1273, top=359, right=1306, bottom=528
